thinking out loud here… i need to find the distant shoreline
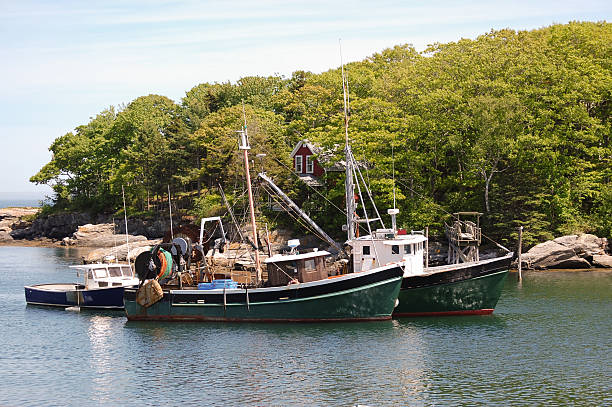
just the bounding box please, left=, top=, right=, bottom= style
left=0, top=239, right=60, bottom=248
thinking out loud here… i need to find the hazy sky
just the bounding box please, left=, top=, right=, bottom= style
left=1, top=0, right=609, bottom=198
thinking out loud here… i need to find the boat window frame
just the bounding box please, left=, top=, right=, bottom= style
left=362, top=245, right=371, bottom=255
left=121, top=266, right=134, bottom=278
left=108, top=266, right=123, bottom=278
left=93, top=268, right=108, bottom=279
left=391, top=245, right=399, bottom=254
left=304, top=258, right=316, bottom=271
left=404, top=244, right=411, bottom=254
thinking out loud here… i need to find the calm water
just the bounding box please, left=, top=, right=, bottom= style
left=1, top=246, right=611, bottom=406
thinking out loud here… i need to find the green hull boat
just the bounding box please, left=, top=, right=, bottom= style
left=124, top=264, right=403, bottom=322
left=393, top=254, right=512, bottom=317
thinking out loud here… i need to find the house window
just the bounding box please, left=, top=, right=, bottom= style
left=362, top=245, right=370, bottom=255
left=306, top=155, right=314, bottom=173
left=391, top=245, right=399, bottom=254
left=295, top=156, right=303, bottom=173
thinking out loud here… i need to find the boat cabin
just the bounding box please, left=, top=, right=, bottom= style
left=264, top=249, right=330, bottom=285
left=70, top=263, right=138, bottom=290
left=350, top=229, right=427, bottom=277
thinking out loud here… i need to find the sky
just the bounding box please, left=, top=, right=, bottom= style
left=1, top=0, right=610, bottom=199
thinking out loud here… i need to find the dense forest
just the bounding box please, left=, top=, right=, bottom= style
left=31, top=22, right=611, bottom=247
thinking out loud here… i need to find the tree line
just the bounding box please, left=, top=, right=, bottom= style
left=31, top=22, right=612, bottom=247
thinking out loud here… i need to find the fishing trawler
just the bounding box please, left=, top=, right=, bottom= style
left=122, top=115, right=404, bottom=322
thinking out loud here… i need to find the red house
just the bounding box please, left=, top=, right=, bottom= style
left=290, top=140, right=345, bottom=186
left=291, top=140, right=324, bottom=176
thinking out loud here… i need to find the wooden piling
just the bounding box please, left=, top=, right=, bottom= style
left=517, top=226, right=523, bottom=282
left=425, top=226, right=429, bottom=269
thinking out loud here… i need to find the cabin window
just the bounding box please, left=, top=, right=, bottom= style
left=86, top=271, right=93, bottom=281
left=363, top=245, right=371, bottom=255
left=122, top=267, right=134, bottom=277
left=295, top=156, right=303, bottom=173
left=93, top=269, right=108, bottom=278
left=304, top=259, right=315, bottom=271
left=391, top=245, right=399, bottom=254
left=108, top=267, right=122, bottom=277
left=404, top=245, right=411, bottom=254
left=306, top=156, right=314, bottom=173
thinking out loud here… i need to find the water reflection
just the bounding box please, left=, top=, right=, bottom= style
left=87, top=316, right=118, bottom=404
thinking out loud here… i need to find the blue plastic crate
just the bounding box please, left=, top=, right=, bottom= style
left=212, top=279, right=238, bottom=289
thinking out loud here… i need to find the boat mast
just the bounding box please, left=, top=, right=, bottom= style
left=122, top=185, right=130, bottom=266
left=239, top=105, right=262, bottom=285
left=340, top=41, right=356, bottom=241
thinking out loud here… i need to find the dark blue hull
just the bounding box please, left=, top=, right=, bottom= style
left=24, top=284, right=128, bottom=309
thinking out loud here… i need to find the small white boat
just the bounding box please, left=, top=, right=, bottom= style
left=25, top=263, right=139, bottom=309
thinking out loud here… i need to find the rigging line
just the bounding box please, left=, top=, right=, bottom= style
left=266, top=153, right=371, bottom=239
left=350, top=151, right=385, bottom=229
left=350, top=155, right=372, bottom=234
left=380, top=170, right=509, bottom=250
left=381, top=171, right=448, bottom=215
left=348, top=153, right=381, bottom=266
left=260, top=184, right=331, bottom=244
left=260, top=184, right=333, bottom=246
left=255, top=147, right=373, bottom=239
left=264, top=151, right=346, bottom=216
left=219, top=184, right=248, bottom=246
left=216, top=187, right=256, bottom=265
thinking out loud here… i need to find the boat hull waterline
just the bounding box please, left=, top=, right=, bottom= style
left=24, top=284, right=129, bottom=310
left=125, top=266, right=403, bottom=322
left=393, top=254, right=512, bottom=317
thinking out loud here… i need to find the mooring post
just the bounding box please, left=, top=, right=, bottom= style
left=425, top=226, right=429, bottom=269
left=518, top=226, right=523, bottom=282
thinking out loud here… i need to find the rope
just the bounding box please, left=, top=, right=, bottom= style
left=260, top=183, right=332, bottom=246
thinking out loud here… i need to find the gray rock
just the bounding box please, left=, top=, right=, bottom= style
left=592, top=254, right=612, bottom=268
left=522, top=239, right=592, bottom=269
left=84, top=239, right=161, bottom=263
left=553, top=234, right=607, bottom=256
left=0, top=231, right=14, bottom=241
left=70, top=223, right=149, bottom=247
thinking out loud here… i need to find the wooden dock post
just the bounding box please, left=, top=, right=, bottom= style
left=425, top=226, right=429, bottom=269
left=517, top=226, right=523, bottom=282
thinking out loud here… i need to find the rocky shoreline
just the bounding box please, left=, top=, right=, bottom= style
left=1, top=207, right=611, bottom=269
left=0, top=207, right=165, bottom=259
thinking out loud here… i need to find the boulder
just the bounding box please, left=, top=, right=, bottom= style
left=70, top=223, right=149, bottom=247
left=0, top=231, right=13, bottom=241
left=553, top=234, right=607, bottom=256
left=83, top=239, right=162, bottom=263
left=592, top=254, right=612, bottom=268
left=522, top=240, right=591, bottom=269
left=521, top=234, right=608, bottom=269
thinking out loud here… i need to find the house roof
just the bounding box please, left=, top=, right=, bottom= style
left=298, top=174, right=323, bottom=187
left=290, top=139, right=370, bottom=173
left=290, top=140, right=321, bottom=158
left=290, top=139, right=346, bottom=172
